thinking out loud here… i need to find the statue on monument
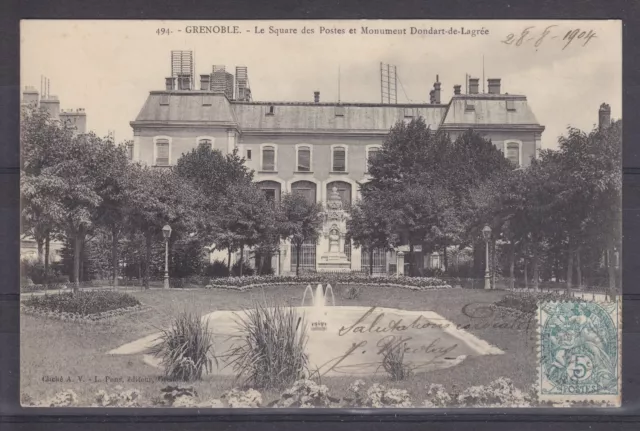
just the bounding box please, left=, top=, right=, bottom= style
left=328, top=227, right=340, bottom=253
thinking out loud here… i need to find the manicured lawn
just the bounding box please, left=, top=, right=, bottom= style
left=21, top=285, right=536, bottom=406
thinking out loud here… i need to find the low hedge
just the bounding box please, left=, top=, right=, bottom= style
left=205, top=275, right=451, bottom=291
left=22, top=291, right=141, bottom=316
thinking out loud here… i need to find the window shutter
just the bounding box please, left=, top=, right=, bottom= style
left=367, top=147, right=379, bottom=171
left=333, top=147, right=346, bottom=172
left=263, top=147, right=275, bottom=171
left=506, top=143, right=519, bottom=166
left=156, top=141, right=170, bottom=165
left=298, top=147, right=311, bottom=171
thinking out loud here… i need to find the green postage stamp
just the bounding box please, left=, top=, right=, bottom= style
left=538, top=299, right=621, bottom=405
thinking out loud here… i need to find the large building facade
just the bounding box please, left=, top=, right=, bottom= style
left=130, top=71, right=545, bottom=275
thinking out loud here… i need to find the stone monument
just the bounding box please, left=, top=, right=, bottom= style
left=317, top=186, right=351, bottom=272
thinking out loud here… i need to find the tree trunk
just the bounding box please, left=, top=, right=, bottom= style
left=491, top=239, right=496, bottom=289
left=37, top=237, right=44, bottom=264
left=111, top=228, right=119, bottom=287
left=79, top=237, right=85, bottom=283
left=509, top=243, right=515, bottom=290
left=607, top=242, right=616, bottom=291
left=524, top=258, right=529, bottom=289
left=239, top=245, right=244, bottom=277
left=227, top=248, right=232, bottom=276
left=296, top=244, right=301, bottom=276
left=566, top=243, right=573, bottom=292
left=442, top=246, right=448, bottom=273
left=576, top=247, right=582, bottom=289
left=73, top=232, right=82, bottom=293
left=369, top=248, right=374, bottom=275
left=532, top=246, right=540, bottom=291
left=44, top=232, right=50, bottom=284
left=144, top=230, right=152, bottom=289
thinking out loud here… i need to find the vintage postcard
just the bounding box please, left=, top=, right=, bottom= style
left=19, top=19, right=622, bottom=408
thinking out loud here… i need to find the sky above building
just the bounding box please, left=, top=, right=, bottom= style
left=21, top=20, right=621, bottom=149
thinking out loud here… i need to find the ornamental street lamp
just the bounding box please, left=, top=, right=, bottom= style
left=482, top=225, right=492, bottom=290
left=162, top=224, right=172, bottom=290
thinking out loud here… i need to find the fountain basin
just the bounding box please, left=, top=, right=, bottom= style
left=109, top=305, right=503, bottom=377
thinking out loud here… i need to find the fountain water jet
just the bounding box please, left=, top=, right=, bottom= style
left=301, top=284, right=335, bottom=307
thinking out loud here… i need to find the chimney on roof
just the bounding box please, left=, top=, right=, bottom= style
left=599, top=103, right=611, bottom=129
left=453, top=85, right=461, bottom=95
left=165, top=77, right=175, bottom=91
left=433, top=77, right=441, bottom=104
left=314, top=91, right=320, bottom=103
left=200, top=74, right=211, bottom=91
left=488, top=78, right=501, bottom=94
left=468, top=78, right=479, bottom=94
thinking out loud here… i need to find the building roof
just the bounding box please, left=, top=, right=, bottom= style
left=131, top=90, right=544, bottom=134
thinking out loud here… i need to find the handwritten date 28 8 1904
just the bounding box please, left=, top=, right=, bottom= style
left=502, top=26, right=596, bottom=50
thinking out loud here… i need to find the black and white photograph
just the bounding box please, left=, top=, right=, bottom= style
left=19, top=19, right=622, bottom=408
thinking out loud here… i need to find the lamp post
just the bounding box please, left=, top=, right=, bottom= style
left=482, top=225, right=492, bottom=290
left=162, top=224, right=172, bottom=290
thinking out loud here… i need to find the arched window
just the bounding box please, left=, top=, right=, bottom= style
left=297, top=145, right=311, bottom=172
left=257, top=180, right=282, bottom=205
left=327, top=181, right=352, bottom=211
left=154, top=138, right=170, bottom=166
left=366, top=146, right=381, bottom=172
left=198, top=138, right=212, bottom=150
left=332, top=146, right=347, bottom=172
left=262, top=145, right=276, bottom=171
left=291, top=180, right=317, bottom=205
left=505, top=141, right=521, bottom=167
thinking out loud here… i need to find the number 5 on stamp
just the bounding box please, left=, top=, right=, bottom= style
left=538, top=299, right=621, bottom=405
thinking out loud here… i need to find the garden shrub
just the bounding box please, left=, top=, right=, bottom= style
left=22, top=291, right=140, bottom=315
left=341, top=284, right=362, bottom=300
left=203, top=260, right=229, bottom=278
left=275, top=379, right=334, bottom=408
left=226, top=301, right=308, bottom=389
left=149, top=312, right=216, bottom=382
left=231, top=260, right=255, bottom=277
left=345, top=381, right=413, bottom=408
left=221, top=388, right=263, bottom=408
left=495, top=292, right=581, bottom=314
left=380, top=340, right=413, bottom=381
left=207, top=274, right=451, bottom=291
left=94, top=387, right=142, bottom=407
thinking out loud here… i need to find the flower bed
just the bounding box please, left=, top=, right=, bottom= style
left=21, top=303, right=149, bottom=323
left=22, top=291, right=142, bottom=320
left=205, top=274, right=451, bottom=291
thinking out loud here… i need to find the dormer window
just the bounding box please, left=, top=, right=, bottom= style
left=266, top=105, right=275, bottom=115
left=202, top=95, right=213, bottom=106
left=160, top=94, right=170, bottom=106
left=465, top=100, right=475, bottom=111
left=335, top=106, right=345, bottom=117
left=506, top=99, right=516, bottom=111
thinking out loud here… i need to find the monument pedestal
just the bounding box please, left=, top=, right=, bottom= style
left=318, top=252, right=351, bottom=272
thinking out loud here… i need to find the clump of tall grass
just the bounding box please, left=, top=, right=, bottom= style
left=149, top=311, right=216, bottom=381
left=226, top=301, right=309, bottom=389
left=380, top=340, right=413, bottom=381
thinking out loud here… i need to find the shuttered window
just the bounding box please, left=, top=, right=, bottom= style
left=126, top=143, right=134, bottom=160
left=367, top=147, right=380, bottom=172
left=291, top=181, right=316, bottom=205
left=297, top=146, right=311, bottom=171
left=262, top=146, right=275, bottom=171
left=198, top=139, right=212, bottom=150
left=156, top=140, right=170, bottom=166
left=332, top=147, right=346, bottom=172
left=506, top=142, right=520, bottom=166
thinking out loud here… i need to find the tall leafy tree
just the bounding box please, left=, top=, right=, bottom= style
left=347, top=194, right=392, bottom=274
left=279, top=193, right=323, bottom=276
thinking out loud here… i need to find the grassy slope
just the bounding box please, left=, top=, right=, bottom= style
left=20, top=286, right=535, bottom=405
